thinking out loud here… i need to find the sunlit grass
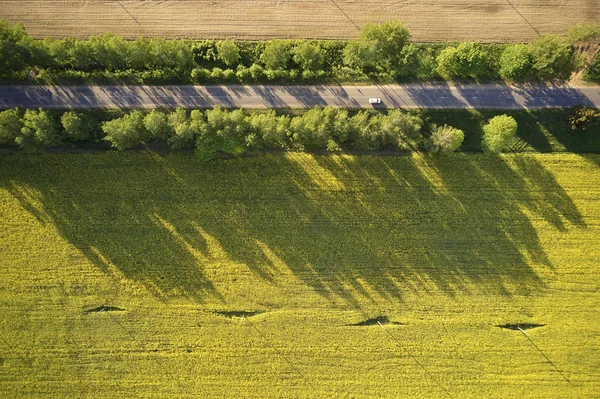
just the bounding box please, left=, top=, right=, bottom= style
left=0, top=152, right=598, bottom=398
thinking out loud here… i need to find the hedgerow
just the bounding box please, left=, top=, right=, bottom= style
left=0, top=20, right=595, bottom=84
left=3, top=107, right=598, bottom=156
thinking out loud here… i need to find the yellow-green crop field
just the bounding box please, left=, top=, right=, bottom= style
left=0, top=152, right=599, bottom=398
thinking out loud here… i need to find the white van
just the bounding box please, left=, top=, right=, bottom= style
left=368, top=98, right=381, bottom=104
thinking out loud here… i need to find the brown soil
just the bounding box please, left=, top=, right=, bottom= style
left=0, top=0, right=597, bottom=43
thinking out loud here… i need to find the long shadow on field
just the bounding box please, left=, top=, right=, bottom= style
left=0, top=152, right=585, bottom=306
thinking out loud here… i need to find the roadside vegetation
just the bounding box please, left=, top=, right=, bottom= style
left=1, top=107, right=599, bottom=159
left=1, top=20, right=598, bottom=85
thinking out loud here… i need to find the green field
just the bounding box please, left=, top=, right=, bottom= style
left=0, top=152, right=599, bottom=398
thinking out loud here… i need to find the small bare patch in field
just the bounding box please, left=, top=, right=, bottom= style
left=0, top=0, right=596, bottom=42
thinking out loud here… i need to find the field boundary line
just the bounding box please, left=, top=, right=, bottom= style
left=517, top=327, right=571, bottom=384
left=377, top=321, right=452, bottom=397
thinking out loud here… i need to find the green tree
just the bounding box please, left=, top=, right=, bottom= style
left=196, top=107, right=250, bottom=160
left=429, top=124, right=464, bottom=154
left=359, top=20, right=410, bottom=67
left=247, top=110, right=290, bottom=149
left=343, top=40, right=378, bottom=72
left=143, top=110, right=172, bottom=141
left=216, top=40, right=241, bottom=67
left=16, top=109, right=59, bottom=149
left=436, top=42, right=491, bottom=79
left=530, top=35, right=574, bottom=81
left=289, top=106, right=350, bottom=150
left=102, top=110, right=145, bottom=150
left=499, top=44, right=535, bottom=82
left=167, top=108, right=201, bottom=149
left=349, top=111, right=380, bottom=150
left=0, top=109, right=23, bottom=145
left=260, top=40, right=290, bottom=70
left=61, top=111, right=96, bottom=141
left=293, top=42, right=324, bottom=72
left=482, top=115, right=518, bottom=153
left=0, top=21, right=34, bottom=77
left=380, top=110, right=423, bottom=149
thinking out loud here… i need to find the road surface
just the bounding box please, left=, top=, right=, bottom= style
left=0, top=84, right=599, bottom=110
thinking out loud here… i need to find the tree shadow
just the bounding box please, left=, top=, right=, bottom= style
left=0, top=152, right=586, bottom=308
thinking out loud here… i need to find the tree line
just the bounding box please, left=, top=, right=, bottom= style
left=0, top=106, right=524, bottom=159
left=1, top=20, right=598, bottom=84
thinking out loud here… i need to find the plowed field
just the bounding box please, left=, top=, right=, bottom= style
left=0, top=0, right=598, bottom=42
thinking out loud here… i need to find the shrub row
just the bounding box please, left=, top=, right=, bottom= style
left=1, top=20, right=598, bottom=84
left=0, top=107, right=533, bottom=159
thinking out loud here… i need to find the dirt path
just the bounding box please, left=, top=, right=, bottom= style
left=0, top=0, right=597, bottom=42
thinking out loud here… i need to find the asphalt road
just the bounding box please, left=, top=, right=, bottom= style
left=1, top=84, right=599, bottom=110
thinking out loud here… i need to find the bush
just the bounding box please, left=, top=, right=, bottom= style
left=499, top=44, right=535, bottom=82
left=567, top=24, right=600, bottom=43
left=482, top=115, right=518, bottom=153
left=236, top=66, right=252, bottom=81
left=102, top=110, right=145, bottom=150
left=568, top=106, right=600, bottom=132
left=191, top=67, right=211, bottom=82
left=210, top=67, right=225, bottom=80
left=61, top=111, right=96, bottom=141
left=0, top=108, right=23, bottom=145
left=429, top=124, right=464, bottom=154
left=584, top=52, right=600, bottom=82
left=249, top=63, right=264, bottom=80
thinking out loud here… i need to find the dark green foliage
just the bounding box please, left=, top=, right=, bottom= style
left=289, top=106, right=351, bottom=151
left=143, top=110, right=172, bottom=141
left=216, top=40, right=241, bottom=67
left=343, top=40, right=378, bottom=72
left=102, top=110, right=146, bottom=150
left=360, top=20, right=410, bottom=69
left=568, top=106, right=600, bottom=132
left=1, top=107, right=599, bottom=155
left=0, top=21, right=34, bottom=78
left=0, top=108, right=23, bottom=145
left=529, top=36, right=574, bottom=81
left=61, top=111, right=96, bottom=141
left=248, top=110, right=290, bottom=149
left=260, top=40, right=291, bottom=70
left=293, top=42, right=324, bottom=72
left=0, top=20, right=582, bottom=84
left=436, top=42, right=492, bottom=79
left=500, top=44, right=535, bottom=82
left=584, top=52, right=600, bottom=82
left=16, top=109, right=59, bottom=149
